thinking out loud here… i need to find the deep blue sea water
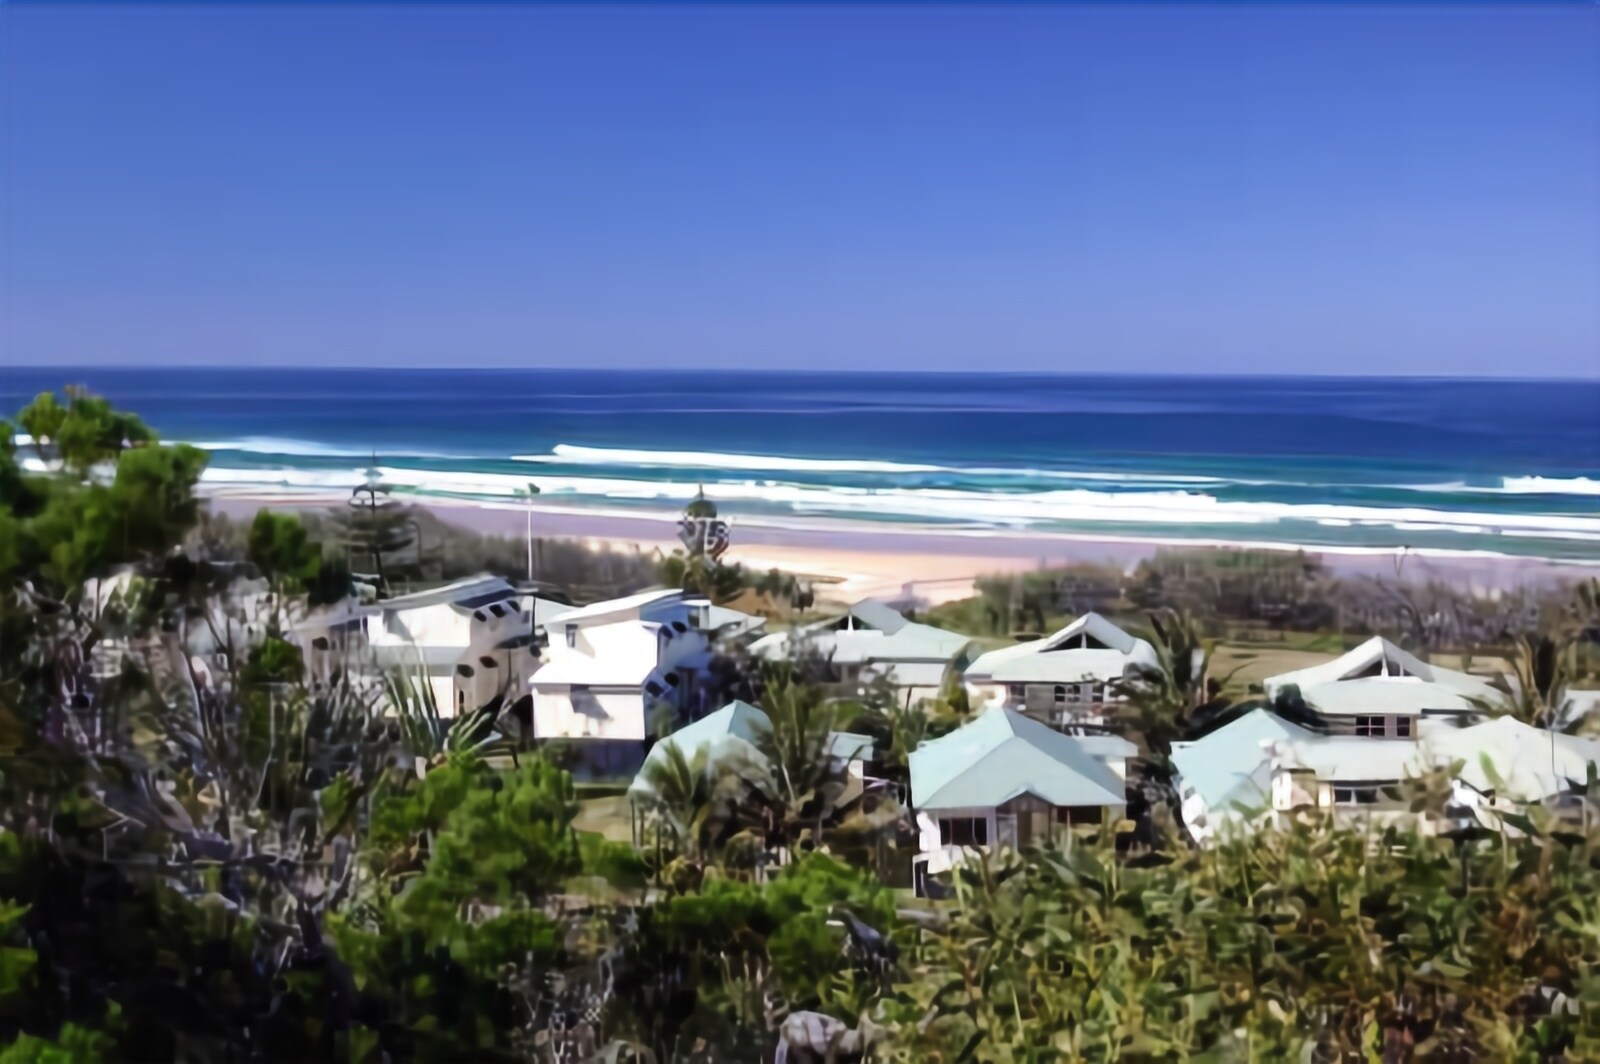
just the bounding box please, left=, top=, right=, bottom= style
left=5, top=368, right=1598, bottom=559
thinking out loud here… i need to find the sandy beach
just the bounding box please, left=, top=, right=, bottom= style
left=204, top=489, right=1600, bottom=605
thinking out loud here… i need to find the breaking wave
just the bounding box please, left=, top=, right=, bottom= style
left=1497, top=476, right=1600, bottom=496
left=191, top=436, right=463, bottom=460
left=515, top=443, right=1229, bottom=485
left=198, top=463, right=1600, bottom=544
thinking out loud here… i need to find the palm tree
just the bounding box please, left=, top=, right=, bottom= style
left=1110, top=608, right=1237, bottom=763
left=635, top=737, right=766, bottom=877
left=1484, top=630, right=1576, bottom=731
left=381, top=664, right=499, bottom=766
left=751, top=667, right=843, bottom=850
left=635, top=740, right=717, bottom=862
left=848, top=677, right=965, bottom=789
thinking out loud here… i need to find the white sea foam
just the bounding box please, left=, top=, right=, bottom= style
left=1498, top=476, right=1600, bottom=496
left=189, top=436, right=462, bottom=460
left=1391, top=476, right=1600, bottom=497
left=516, top=443, right=1227, bottom=484
left=523, top=444, right=947, bottom=474
left=198, top=463, right=1600, bottom=544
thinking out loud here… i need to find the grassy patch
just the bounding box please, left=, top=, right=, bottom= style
left=574, top=793, right=634, bottom=843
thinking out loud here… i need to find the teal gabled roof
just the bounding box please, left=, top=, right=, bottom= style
left=1170, top=709, right=1316, bottom=815
left=627, top=700, right=768, bottom=798
left=909, top=707, right=1126, bottom=812
left=629, top=702, right=875, bottom=799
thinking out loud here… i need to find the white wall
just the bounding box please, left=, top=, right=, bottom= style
left=372, top=602, right=471, bottom=652
left=452, top=605, right=539, bottom=715
left=532, top=686, right=648, bottom=741
left=549, top=618, right=660, bottom=673
left=544, top=615, right=710, bottom=702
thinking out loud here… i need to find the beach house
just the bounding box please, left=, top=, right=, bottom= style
left=748, top=600, right=972, bottom=705
left=1415, top=716, right=1600, bottom=831
left=908, top=707, right=1132, bottom=892
left=961, top=613, right=1157, bottom=725
left=1263, top=636, right=1498, bottom=737
left=1170, top=708, right=1319, bottom=844
left=528, top=588, right=718, bottom=776
left=294, top=572, right=541, bottom=715
left=1173, top=706, right=1600, bottom=841
left=1171, top=635, right=1520, bottom=845
left=625, top=699, right=879, bottom=847
left=1267, top=717, right=1600, bottom=833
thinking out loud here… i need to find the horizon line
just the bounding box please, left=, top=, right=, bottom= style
left=7, top=363, right=1599, bottom=385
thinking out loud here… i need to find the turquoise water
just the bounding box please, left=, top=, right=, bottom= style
left=5, top=368, right=1597, bottom=559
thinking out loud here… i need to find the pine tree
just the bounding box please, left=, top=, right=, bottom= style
left=329, top=464, right=420, bottom=596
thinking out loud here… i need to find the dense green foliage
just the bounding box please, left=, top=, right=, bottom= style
left=885, top=804, right=1600, bottom=1062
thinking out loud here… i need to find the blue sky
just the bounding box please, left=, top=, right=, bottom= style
left=2, top=4, right=1596, bottom=376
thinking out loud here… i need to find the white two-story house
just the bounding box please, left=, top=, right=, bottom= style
left=529, top=588, right=715, bottom=776
left=296, top=573, right=541, bottom=716
left=1265, top=717, right=1600, bottom=835
left=963, top=613, right=1157, bottom=726
left=1172, top=640, right=1590, bottom=843
left=1263, top=636, right=1498, bottom=738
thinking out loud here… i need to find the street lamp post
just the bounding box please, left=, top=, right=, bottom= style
left=519, top=481, right=541, bottom=583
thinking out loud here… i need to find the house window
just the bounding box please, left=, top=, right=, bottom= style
left=565, top=624, right=577, bottom=649
left=1354, top=715, right=1385, bottom=738
left=1053, top=684, right=1067, bottom=705
left=456, top=690, right=465, bottom=713
left=1331, top=782, right=1395, bottom=805
left=938, top=817, right=988, bottom=847
left=1006, top=684, right=1025, bottom=704
left=1394, top=716, right=1413, bottom=738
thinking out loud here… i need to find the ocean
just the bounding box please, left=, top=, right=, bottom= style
left=4, top=368, right=1598, bottom=561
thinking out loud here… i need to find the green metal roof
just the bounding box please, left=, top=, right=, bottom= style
left=827, top=731, right=877, bottom=762
left=909, top=707, right=1126, bottom=811
left=627, top=701, right=768, bottom=798
left=629, top=702, right=876, bottom=798
left=1171, top=709, right=1317, bottom=815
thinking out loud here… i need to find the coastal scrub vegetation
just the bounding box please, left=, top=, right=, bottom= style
left=5, top=387, right=1600, bottom=1060
left=929, top=551, right=1600, bottom=690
